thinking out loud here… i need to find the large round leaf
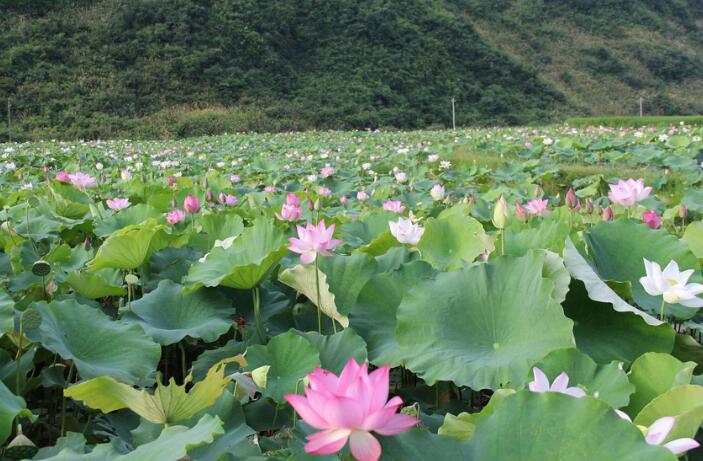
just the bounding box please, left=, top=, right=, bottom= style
left=378, top=428, right=470, bottom=460
left=563, top=281, right=674, bottom=364
left=467, top=392, right=675, bottom=461
left=185, top=218, right=288, bottom=290
left=418, top=214, right=490, bottom=270
left=88, top=221, right=171, bottom=271
left=350, top=261, right=434, bottom=367
left=584, top=220, right=701, bottom=319
left=93, top=204, right=163, bottom=238
left=66, top=269, right=127, bottom=299
left=533, top=348, right=634, bottom=408
left=317, top=252, right=377, bottom=316
left=624, top=353, right=696, bottom=417
left=634, top=385, right=703, bottom=441
left=0, top=380, right=32, bottom=444
left=125, top=280, right=235, bottom=345
left=298, top=329, right=367, bottom=375
left=244, top=330, right=320, bottom=403
left=397, top=252, right=574, bottom=389
left=30, top=299, right=161, bottom=384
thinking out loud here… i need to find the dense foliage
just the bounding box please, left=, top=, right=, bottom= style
left=2, top=0, right=703, bottom=140
left=0, top=125, right=701, bottom=459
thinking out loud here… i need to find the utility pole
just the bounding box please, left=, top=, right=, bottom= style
left=451, top=97, right=456, bottom=131
left=639, top=97, right=643, bottom=117
left=6, top=99, right=11, bottom=143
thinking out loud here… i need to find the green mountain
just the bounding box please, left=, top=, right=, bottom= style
left=0, top=0, right=702, bottom=140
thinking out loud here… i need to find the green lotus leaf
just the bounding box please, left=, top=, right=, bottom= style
left=88, top=221, right=171, bottom=271
left=634, top=384, right=703, bottom=441
left=682, top=221, right=703, bottom=259
left=279, top=264, right=349, bottom=328
left=65, top=357, right=244, bottom=425
left=467, top=391, right=675, bottom=461
left=197, top=212, right=244, bottom=244
left=36, top=414, right=223, bottom=461
left=340, top=210, right=398, bottom=248
left=564, top=238, right=662, bottom=326
left=66, top=269, right=127, bottom=299
left=184, top=217, right=288, bottom=290
left=93, top=204, right=163, bottom=237
left=244, top=330, right=320, bottom=403
left=584, top=220, right=701, bottom=319
left=191, top=340, right=247, bottom=381
left=350, top=260, right=434, bottom=367
left=624, top=353, right=696, bottom=417
left=31, top=299, right=161, bottom=384
left=377, top=427, right=471, bottom=460
left=504, top=219, right=570, bottom=255
left=439, top=389, right=515, bottom=442
left=124, top=280, right=234, bottom=345
left=317, top=252, right=377, bottom=316
left=396, top=252, right=574, bottom=389
left=0, top=380, right=33, bottom=444
left=0, top=289, right=14, bottom=334
left=672, top=334, right=703, bottom=374
left=298, top=329, right=368, bottom=374
left=418, top=214, right=490, bottom=270
left=564, top=281, right=675, bottom=364
left=533, top=348, right=634, bottom=408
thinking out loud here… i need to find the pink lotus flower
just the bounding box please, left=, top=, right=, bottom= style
left=319, top=186, right=332, bottom=197
left=264, top=186, right=276, bottom=193
left=230, top=174, right=241, bottom=183
left=383, top=200, right=405, bottom=214
left=288, top=220, right=342, bottom=264
left=357, top=191, right=369, bottom=201
left=183, top=195, right=200, bottom=214
left=608, top=178, right=652, bottom=206
left=68, top=172, right=96, bottom=189
left=166, top=209, right=186, bottom=224
left=643, top=211, right=662, bottom=229
left=106, top=198, right=131, bottom=211
left=320, top=164, right=335, bottom=178
left=285, top=359, right=418, bottom=461
left=167, top=177, right=176, bottom=185
left=528, top=367, right=586, bottom=398
left=219, top=193, right=238, bottom=206
left=276, top=193, right=303, bottom=222
left=525, top=199, right=549, bottom=216
left=641, top=416, right=699, bottom=456
left=55, top=172, right=71, bottom=183
left=340, top=195, right=349, bottom=205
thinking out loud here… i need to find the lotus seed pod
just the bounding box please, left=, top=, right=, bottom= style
left=31, top=260, right=51, bottom=277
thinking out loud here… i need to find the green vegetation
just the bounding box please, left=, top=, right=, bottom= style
left=1, top=0, right=702, bottom=140
left=566, top=116, right=703, bottom=128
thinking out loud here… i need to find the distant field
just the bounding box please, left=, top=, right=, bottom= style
left=566, top=115, right=703, bottom=127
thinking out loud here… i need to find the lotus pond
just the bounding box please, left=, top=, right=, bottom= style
left=0, top=125, right=703, bottom=460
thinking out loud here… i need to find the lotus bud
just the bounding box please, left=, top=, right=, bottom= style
left=680, top=205, right=688, bottom=219
left=206, top=190, right=213, bottom=202
left=492, top=195, right=510, bottom=229
left=83, top=238, right=91, bottom=251
left=514, top=202, right=528, bottom=222
left=602, top=206, right=613, bottom=221
left=585, top=199, right=593, bottom=213
left=183, top=195, right=200, bottom=214
left=167, top=176, right=176, bottom=185
left=574, top=199, right=582, bottom=212
left=566, top=188, right=577, bottom=208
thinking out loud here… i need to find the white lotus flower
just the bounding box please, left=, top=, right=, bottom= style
left=643, top=416, right=699, bottom=456
left=528, top=367, right=586, bottom=398
left=388, top=217, right=424, bottom=245
left=640, top=259, right=703, bottom=307
left=430, top=184, right=445, bottom=201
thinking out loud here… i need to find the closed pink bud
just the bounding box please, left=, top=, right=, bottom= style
left=680, top=205, right=688, bottom=219
left=586, top=199, right=593, bottom=213
left=183, top=195, right=200, bottom=214
left=643, top=211, right=662, bottom=229
left=167, top=177, right=176, bottom=185
left=515, top=202, right=528, bottom=222
left=603, top=206, right=613, bottom=221
left=566, top=188, right=577, bottom=208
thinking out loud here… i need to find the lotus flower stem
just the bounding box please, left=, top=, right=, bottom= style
left=179, top=342, right=187, bottom=383
left=314, top=258, right=322, bottom=334
left=660, top=298, right=666, bottom=321
left=60, top=362, right=75, bottom=437
left=15, top=323, right=22, bottom=394
left=252, top=287, right=266, bottom=343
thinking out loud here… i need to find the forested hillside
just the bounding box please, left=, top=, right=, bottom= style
left=1, top=0, right=702, bottom=140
